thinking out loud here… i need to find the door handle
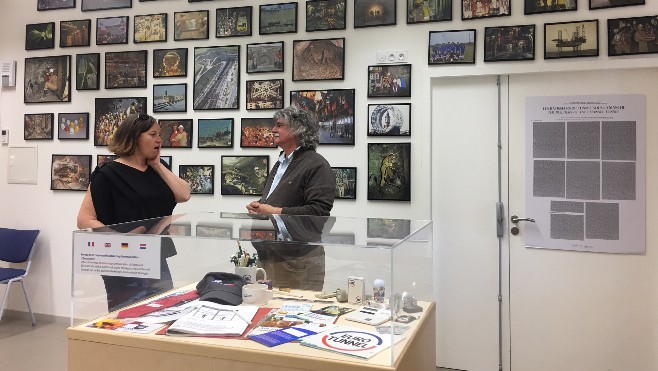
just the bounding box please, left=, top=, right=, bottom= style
left=510, top=215, right=535, bottom=224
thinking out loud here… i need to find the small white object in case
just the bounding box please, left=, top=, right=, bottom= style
left=344, top=306, right=391, bottom=326
left=347, top=276, right=365, bottom=304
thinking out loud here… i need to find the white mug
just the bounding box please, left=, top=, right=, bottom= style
left=235, top=266, right=267, bottom=283
left=242, top=283, right=273, bottom=305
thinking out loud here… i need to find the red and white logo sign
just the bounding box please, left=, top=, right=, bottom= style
left=321, top=330, right=383, bottom=352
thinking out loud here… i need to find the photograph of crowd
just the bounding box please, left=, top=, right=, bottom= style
left=407, top=0, right=452, bottom=23
left=246, top=79, right=284, bottom=110
left=332, top=167, right=357, bottom=199
left=429, top=29, right=476, bottom=64
left=60, top=20, right=90, bottom=48
left=247, top=42, right=284, bottom=73
left=368, top=64, right=411, bottom=98
left=290, top=89, right=355, bottom=145
left=160, top=119, right=192, bottom=148
left=525, top=0, right=576, bottom=14
left=38, top=0, right=75, bottom=11
left=96, top=16, right=128, bottom=45
left=293, top=38, right=344, bottom=81
left=354, top=0, right=397, bottom=28
left=50, top=155, right=91, bottom=191
left=76, top=53, right=100, bottom=90
left=608, top=16, right=658, bottom=56
left=368, top=103, right=411, bottom=136
left=179, top=165, right=214, bottom=194
left=484, top=25, right=535, bottom=61
left=216, top=6, right=252, bottom=37
left=306, top=0, right=346, bottom=32
left=153, top=48, right=187, bottom=77
left=462, top=0, right=511, bottom=19
left=198, top=118, right=233, bottom=148
left=368, top=142, right=411, bottom=201
left=58, top=112, right=89, bottom=140
left=221, top=156, right=269, bottom=196
left=105, top=51, right=147, bottom=89
left=194, top=46, right=240, bottom=110
left=24, top=55, right=71, bottom=103
left=174, top=10, right=209, bottom=40
left=24, top=113, right=54, bottom=140
left=134, top=13, right=167, bottom=43
left=26, top=22, right=54, bottom=50
left=259, top=3, right=298, bottom=35
left=94, top=97, right=147, bottom=146
left=82, top=0, right=131, bottom=11
left=241, top=118, right=276, bottom=148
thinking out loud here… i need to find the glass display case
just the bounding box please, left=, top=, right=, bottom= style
left=69, top=212, right=434, bottom=371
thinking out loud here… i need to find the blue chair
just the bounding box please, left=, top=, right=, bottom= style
left=0, top=228, right=40, bottom=325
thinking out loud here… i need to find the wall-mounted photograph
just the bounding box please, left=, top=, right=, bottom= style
left=161, top=155, right=172, bottom=170
left=608, top=16, right=657, bottom=56
left=153, top=83, right=187, bottom=113
left=368, top=103, right=411, bottom=136
left=590, top=0, right=643, bottom=9
left=239, top=228, right=276, bottom=241
left=24, top=55, right=71, bottom=103
left=198, top=118, right=233, bottom=148
left=76, top=53, right=100, bottom=90
left=429, top=29, right=476, bottom=64
left=259, top=2, right=298, bottom=35
left=525, top=0, right=576, bottom=14
left=221, top=156, right=269, bottom=196
left=134, top=13, right=167, bottom=43
left=407, top=0, right=452, bottom=24
left=306, top=0, right=346, bottom=32
left=367, top=142, right=411, bottom=201
left=354, top=0, right=396, bottom=28
left=51, top=155, right=91, bottom=191
left=367, top=64, right=412, bottom=98
left=247, top=42, right=284, bottom=73
left=216, top=6, right=252, bottom=37
left=153, top=48, right=187, bottom=77
left=60, top=20, right=91, bottom=48
left=97, top=154, right=118, bottom=167
left=293, top=38, right=344, bottom=81
left=179, top=165, right=214, bottom=194
left=484, top=25, right=536, bottom=62
left=96, top=16, right=129, bottom=45
left=94, top=97, right=147, bottom=146
left=174, top=10, right=209, bottom=40
left=38, top=0, right=76, bottom=11
left=241, top=118, right=276, bottom=148
left=160, top=119, right=193, bottom=148
left=290, top=89, right=355, bottom=145
left=193, top=46, right=240, bottom=110
left=544, top=20, right=598, bottom=59
left=462, top=0, right=510, bottom=19
left=26, top=22, right=55, bottom=50
left=246, top=79, right=284, bottom=110
left=105, top=50, right=147, bottom=89
left=332, top=167, right=357, bottom=199
left=82, top=0, right=131, bottom=11
left=57, top=112, right=89, bottom=140
left=24, top=113, right=54, bottom=140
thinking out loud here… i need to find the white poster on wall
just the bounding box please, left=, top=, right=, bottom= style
left=524, top=94, right=645, bottom=254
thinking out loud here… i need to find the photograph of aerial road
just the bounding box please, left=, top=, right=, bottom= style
left=194, top=46, right=240, bottom=110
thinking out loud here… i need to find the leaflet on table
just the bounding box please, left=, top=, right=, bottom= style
left=166, top=301, right=259, bottom=336
left=295, top=311, right=338, bottom=325
left=300, top=325, right=405, bottom=360
left=247, top=302, right=313, bottom=337
left=311, top=305, right=355, bottom=316
left=250, top=323, right=336, bottom=347
left=129, top=299, right=198, bottom=324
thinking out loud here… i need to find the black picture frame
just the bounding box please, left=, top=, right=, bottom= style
left=293, top=38, right=345, bottom=81
left=290, top=89, right=355, bottom=145
left=368, top=103, right=411, bottom=136
left=246, top=79, right=284, bottom=110
left=174, top=10, right=209, bottom=41
left=153, top=48, right=188, bottom=78
left=525, top=0, right=576, bottom=14
left=24, top=55, right=71, bottom=103
left=259, top=2, right=298, bottom=35
left=484, top=25, right=536, bottom=62
left=134, top=13, right=167, bottom=43
left=216, top=6, right=253, bottom=38
left=544, top=20, right=599, bottom=59
left=161, top=119, right=193, bottom=148
left=82, top=0, right=131, bottom=11
left=590, top=0, right=643, bottom=9
left=26, top=23, right=55, bottom=50
left=367, top=64, right=412, bottom=98
left=161, top=156, right=172, bottom=171
left=38, top=0, right=76, bottom=11
left=198, top=118, right=233, bottom=148
left=24, top=113, right=54, bottom=140
left=306, top=0, right=346, bottom=32
left=221, top=156, right=270, bottom=196
left=332, top=167, right=357, bottom=199
left=247, top=42, right=284, bottom=73
left=354, top=0, right=396, bottom=28
left=50, top=155, right=92, bottom=191
left=57, top=112, right=90, bottom=140
left=608, top=16, right=658, bottom=56
left=60, top=20, right=91, bottom=48
left=96, top=16, right=129, bottom=45
left=193, top=46, right=240, bottom=110
left=179, top=165, right=215, bottom=194
left=94, top=97, right=147, bottom=146
left=429, top=29, right=476, bottom=65
left=105, top=50, right=148, bottom=89
left=462, top=0, right=511, bottom=20
left=240, top=118, right=276, bottom=148
left=153, top=83, right=187, bottom=113
left=407, top=0, right=452, bottom=24
left=97, top=154, right=118, bottom=167
left=367, top=142, right=411, bottom=201
left=76, top=53, right=100, bottom=90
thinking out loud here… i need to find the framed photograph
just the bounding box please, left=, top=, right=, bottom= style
left=174, top=10, right=209, bottom=41
left=332, top=167, right=357, bottom=199
left=153, top=83, right=187, bottom=113
left=306, top=0, right=346, bottom=32
left=153, top=48, right=187, bottom=78
left=429, top=29, right=476, bottom=65
left=367, top=218, right=411, bottom=239
left=24, top=113, right=54, bottom=140
left=161, top=155, right=172, bottom=170
left=105, top=50, right=147, bottom=89
left=169, top=223, right=191, bottom=236
left=259, top=3, right=298, bottom=35
left=290, top=89, right=355, bottom=145
left=367, top=64, right=412, bottom=98
left=368, top=103, right=411, bottom=136
left=60, top=20, right=91, bottom=48
left=608, top=16, right=657, bottom=56
left=76, top=53, right=100, bottom=90
left=96, top=16, right=129, bottom=45
left=193, top=46, right=240, bottom=110
left=26, top=23, right=55, bottom=50
left=216, top=6, right=253, bottom=38
left=82, top=0, right=131, bottom=11
left=484, top=25, right=535, bottom=62
left=57, top=112, right=89, bottom=140
left=293, top=38, right=344, bottom=81
left=24, top=55, right=71, bottom=103
left=198, top=118, right=233, bottom=148
left=94, top=97, right=147, bottom=146
left=196, top=224, right=232, bottom=238
left=354, top=0, right=396, bottom=28
left=161, top=119, right=193, bottom=148
left=179, top=165, right=214, bottom=194
left=239, top=227, right=276, bottom=241
left=246, top=79, right=284, bottom=110
left=247, top=42, right=284, bottom=73
left=367, top=142, right=411, bottom=201
left=545, top=20, right=598, bottom=59
left=38, top=0, right=75, bottom=11
left=462, top=0, right=510, bottom=20
left=50, top=155, right=91, bottom=191
left=526, top=0, right=576, bottom=14
left=221, top=156, right=269, bottom=196
left=407, top=0, right=452, bottom=23
left=240, top=118, right=276, bottom=148
left=134, top=13, right=167, bottom=43
left=97, top=154, right=118, bottom=167
left=590, top=0, right=643, bottom=9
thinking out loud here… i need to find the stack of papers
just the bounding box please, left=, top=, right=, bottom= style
left=166, top=301, right=259, bottom=336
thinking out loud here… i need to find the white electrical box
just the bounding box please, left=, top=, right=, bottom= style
left=1, top=60, right=17, bottom=87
